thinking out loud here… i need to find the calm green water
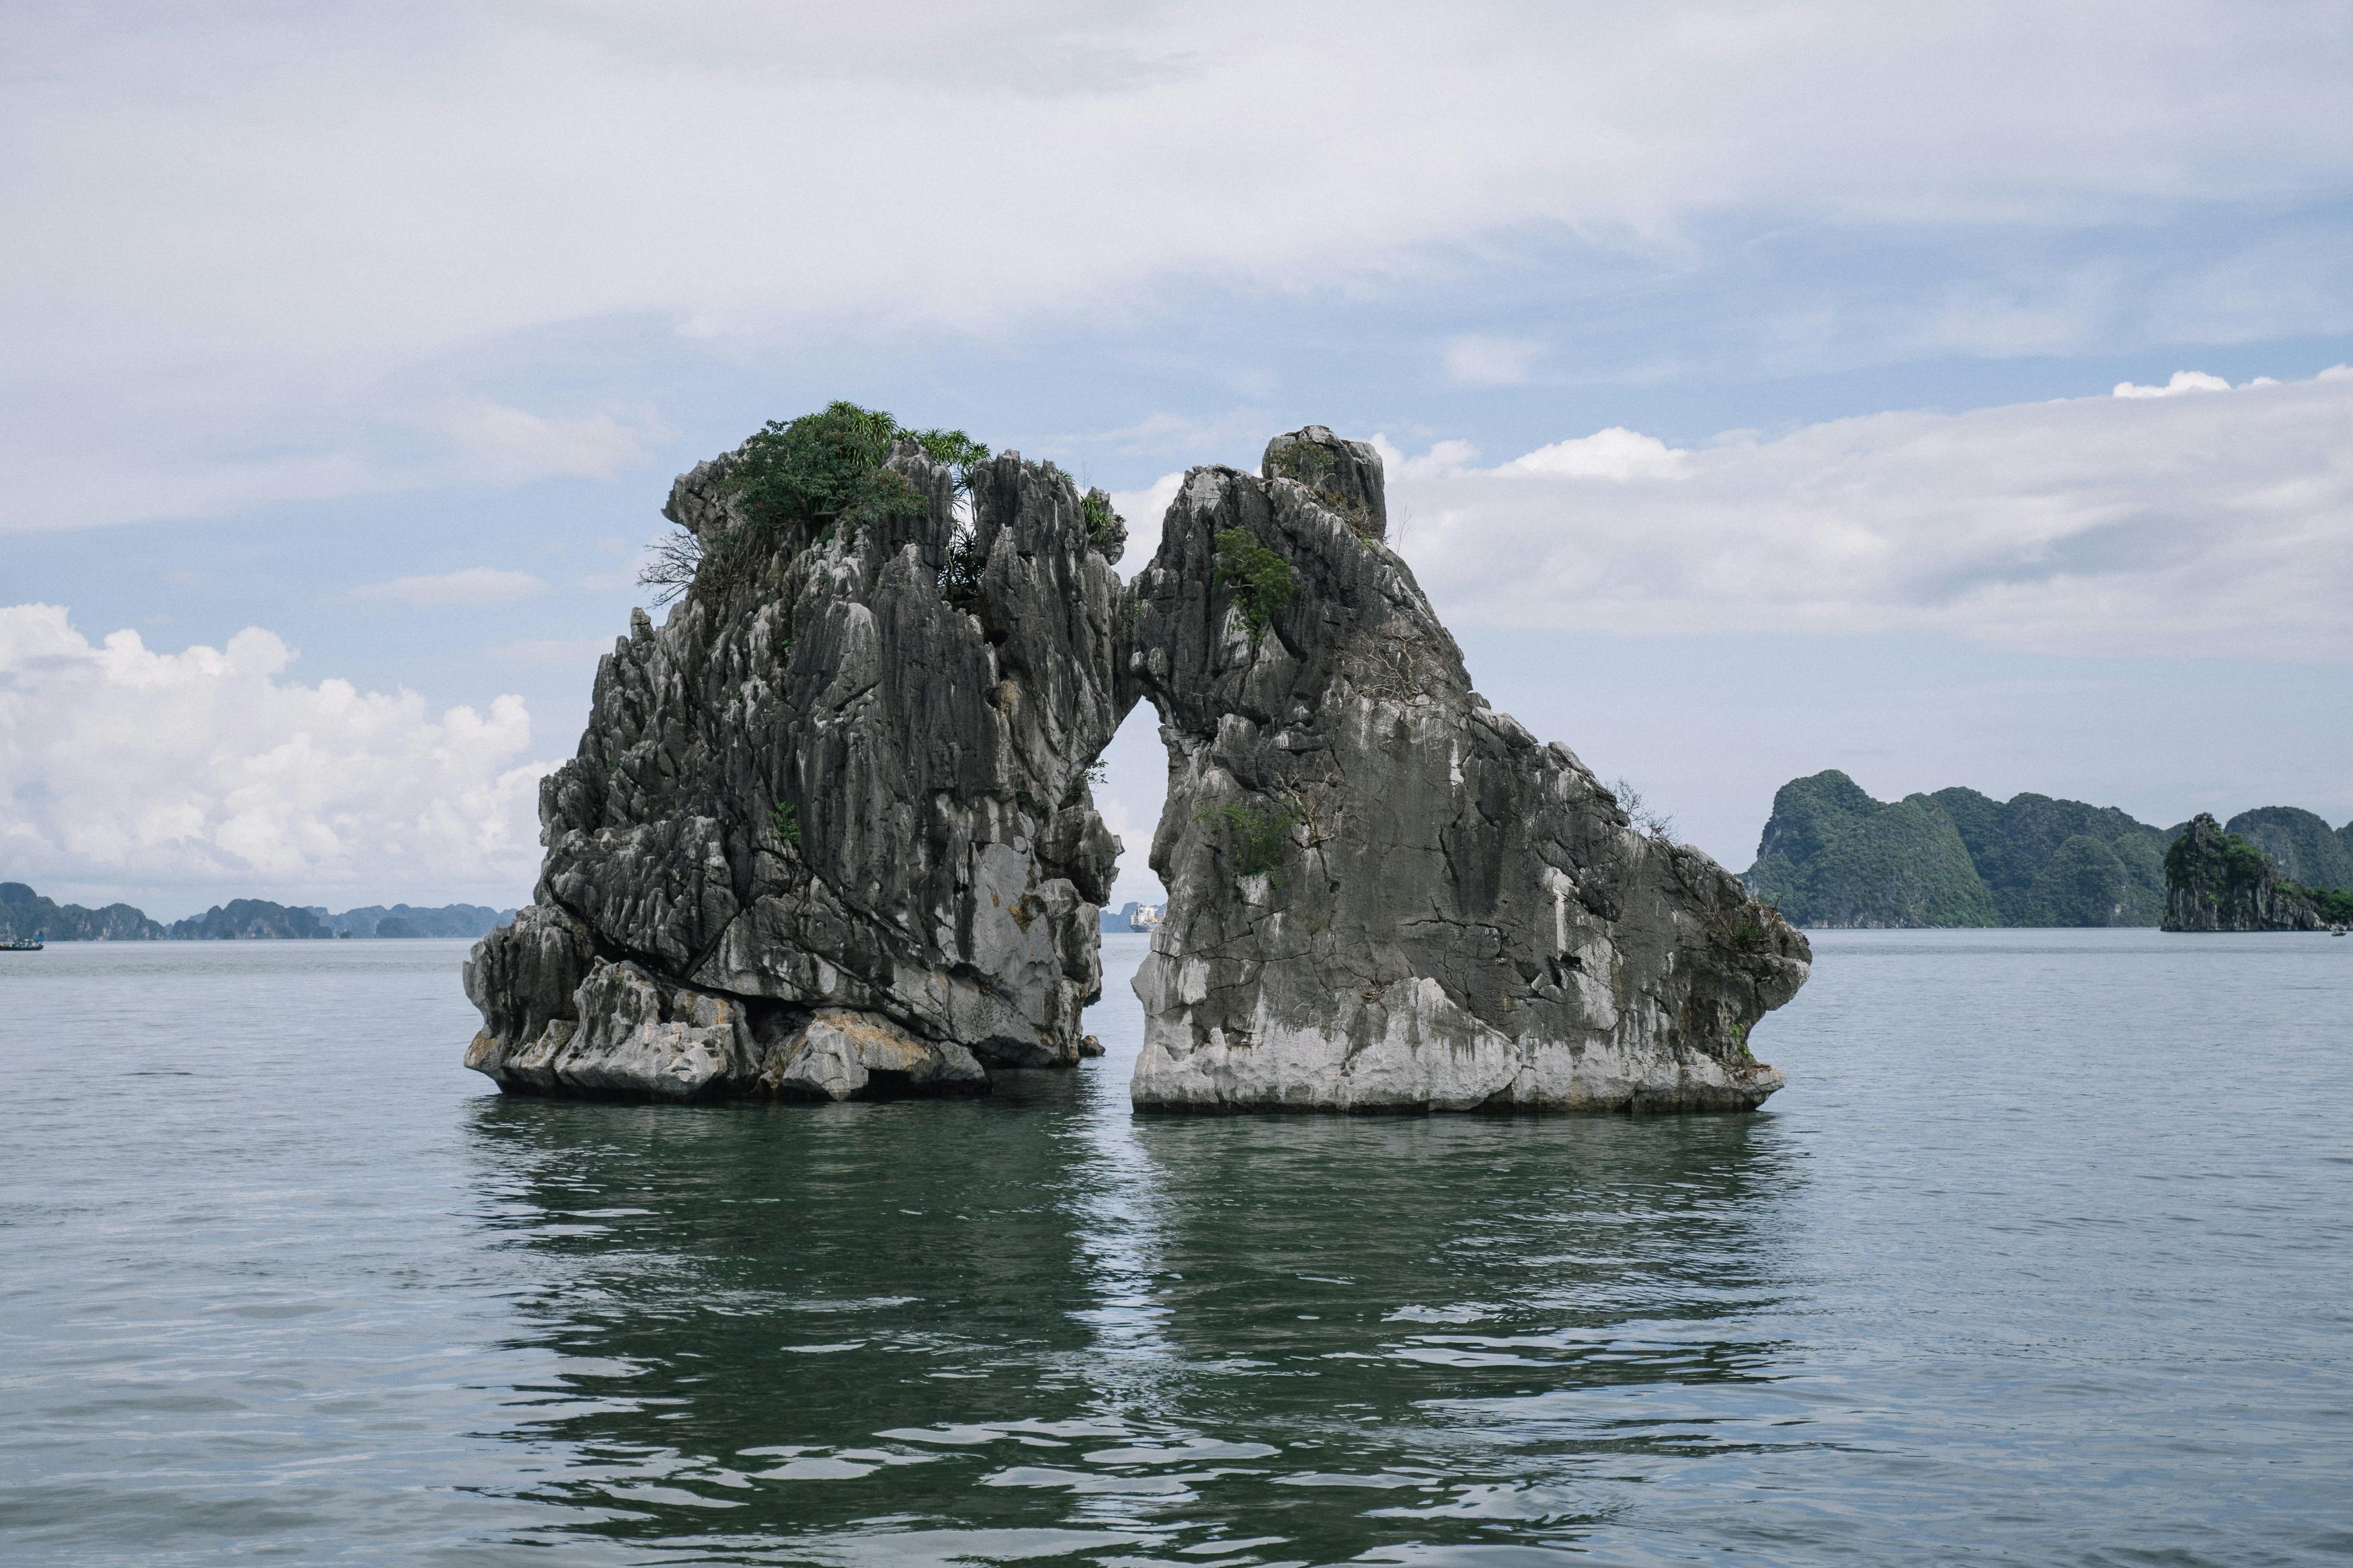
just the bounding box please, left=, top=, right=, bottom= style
left=2, top=930, right=2348, bottom=1565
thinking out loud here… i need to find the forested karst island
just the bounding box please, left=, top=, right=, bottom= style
left=0, top=883, right=514, bottom=942
left=1744, top=771, right=2353, bottom=930
left=465, top=405, right=1808, bottom=1111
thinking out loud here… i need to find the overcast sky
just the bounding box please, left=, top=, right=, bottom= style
left=5, top=1, right=2351, bottom=917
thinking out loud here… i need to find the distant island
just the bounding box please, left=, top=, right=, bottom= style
left=2164, top=814, right=2353, bottom=931
left=1099, top=901, right=1166, bottom=934
left=1744, top=772, right=2352, bottom=929
left=0, top=883, right=516, bottom=942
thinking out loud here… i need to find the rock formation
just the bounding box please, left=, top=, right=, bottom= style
left=1744, top=771, right=2182, bottom=927
left=1124, top=429, right=1806, bottom=1110
left=167, top=899, right=333, bottom=940
left=326, top=903, right=517, bottom=939
left=0, top=882, right=166, bottom=942
left=464, top=436, right=1129, bottom=1100
left=466, top=415, right=1810, bottom=1110
left=2162, top=813, right=2323, bottom=932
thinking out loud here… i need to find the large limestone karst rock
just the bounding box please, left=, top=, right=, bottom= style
left=464, top=438, right=1130, bottom=1099
left=1122, top=427, right=1808, bottom=1111
left=465, top=415, right=1810, bottom=1110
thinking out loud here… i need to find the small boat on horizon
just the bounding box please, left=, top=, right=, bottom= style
left=3, top=930, right=44, bottom=952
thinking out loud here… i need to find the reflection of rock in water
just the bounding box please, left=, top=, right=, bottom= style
left=465, top=417, right=1806, bottom=1112
left=461, top=1091, right=1799, bottom=1559
left=1127, top=1115, right=1800, bottom=1388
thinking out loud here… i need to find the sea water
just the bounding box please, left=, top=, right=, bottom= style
left=1, top=930, right=2348, bottom=1565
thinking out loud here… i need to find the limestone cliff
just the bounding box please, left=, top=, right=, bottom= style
left=467, top=415, right=1808, bottom=1110
left=465, top=435, right=1129, bottom=1099
left=1124, top=429, right=1806, bottom=1111
left=2162, top=813, right=2323, bottom=932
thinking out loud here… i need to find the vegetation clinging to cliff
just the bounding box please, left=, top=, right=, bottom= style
left=1214, top=526, right=1295, bottom=633
left=1205, top=799, right=1299, bottom=883
left=639, top=402, right=988, bottom=605
left=2163, top=819, right=2272, bottom=894
left=1080, top=489, right=1123, bottom=552
left=2288, top=882, right=2353, bottom=923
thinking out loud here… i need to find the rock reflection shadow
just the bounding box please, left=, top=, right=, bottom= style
left=462, top=1083, right=1802, bottom=1563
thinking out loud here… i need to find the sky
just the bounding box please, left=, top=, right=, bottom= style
left=5, top=0, right=2351, bottom=918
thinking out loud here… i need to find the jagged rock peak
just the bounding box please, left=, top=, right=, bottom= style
left=1261, top=425, right=1387, bottom=541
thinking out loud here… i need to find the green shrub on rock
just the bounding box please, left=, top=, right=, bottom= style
left=1080, top=489, right=1125, bottom=554
left=1214, top=526, right=1295, bottom=634
left=727, top=402, right=925, bottom=534
left=1203, top=799, right=1300, bottom=884
left=639, top=402, right=986, bottom=606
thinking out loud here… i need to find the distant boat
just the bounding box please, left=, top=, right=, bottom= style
left=3, top=930, right=44, bottom=952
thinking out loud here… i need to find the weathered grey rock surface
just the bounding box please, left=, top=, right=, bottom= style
left=467, top=421, right=1808, bottom=1110
left=1125, top=428, right=1807, bottom=1111
left=465, top=439, right=1129, bottom=1098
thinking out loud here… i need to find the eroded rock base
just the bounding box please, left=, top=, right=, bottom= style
left=465, top=953, right=990, bottom=1103
left=1131, top=1028, right=1784, bottom=1114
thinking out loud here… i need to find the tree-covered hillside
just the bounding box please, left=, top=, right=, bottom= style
left=320, top=903, right=517, bottom=938
left=2225, top=807, right=2353, bottom=895
left=167, top=900, right=335, bottom=940
left=1927, top=787, right=2171, bottom=925
left=0, top=881, right=165, bottom=941
left=0, top=881, right=520, bottom=940
left=1746, top=772, right=2171, bottom=927
left=1745, top=774, right=2353, bottom=928
left=1744, top=772, right=1999, bottom=927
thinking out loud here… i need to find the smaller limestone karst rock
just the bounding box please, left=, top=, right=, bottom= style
left=2162, top=813, right=2322, bottom=932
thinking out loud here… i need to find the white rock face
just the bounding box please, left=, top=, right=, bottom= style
left=765, top=1009, right=987, bottom=1100
left=464, top=958, right=748, bottom=1102
left=1129, top=979, right=1789, bottom=1113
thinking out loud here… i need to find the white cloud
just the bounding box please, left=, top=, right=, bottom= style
left=0, top=604, right=553, bottom=907
left=2113, top=370, right=2231, bottom=397
left=0, top=393, right=673, bottom=533
left=1443, top=335, right=1541, bottom=386
left=419, top=399, right=665, bottom=482
left=1389, top=366, right=2353, bottom=660
left=1498, top=427, right=1690, bottom=481
left=1371, top=435, right=1482, bottom=480
left=352, top=568, right=551, bottom=607
left=1109, top=472, right=1187, bottom=566
left=3, top=3, right=2350, bottom=525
